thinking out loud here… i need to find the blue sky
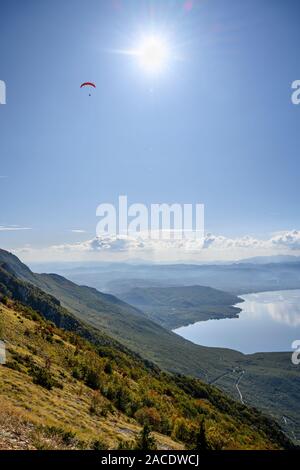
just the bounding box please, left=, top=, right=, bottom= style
left=0, top=0, right=300, bottom=262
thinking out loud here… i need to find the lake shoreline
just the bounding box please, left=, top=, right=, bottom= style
left=172, top=288, right=300, bottom=331
left=173, top=289, right=300, bottom=354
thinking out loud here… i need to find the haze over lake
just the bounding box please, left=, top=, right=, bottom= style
left=174, top=290, right=300, bottom=354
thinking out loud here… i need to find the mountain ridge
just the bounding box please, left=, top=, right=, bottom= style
left=119, top=285, right=242, bottom=329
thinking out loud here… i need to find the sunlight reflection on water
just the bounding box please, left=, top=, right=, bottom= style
left=174, top=290, right=300, bottom=354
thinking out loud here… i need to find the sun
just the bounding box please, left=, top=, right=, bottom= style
left=137, top=36, right=169, bottom=73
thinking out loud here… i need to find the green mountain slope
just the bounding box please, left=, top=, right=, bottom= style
left=119, top=285, right=242, bottom=329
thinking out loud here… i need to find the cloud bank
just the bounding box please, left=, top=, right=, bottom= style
left=12, top=230, right=300, bottom=263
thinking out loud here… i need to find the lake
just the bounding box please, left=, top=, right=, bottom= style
left=174, top=290, right=300, bottom=354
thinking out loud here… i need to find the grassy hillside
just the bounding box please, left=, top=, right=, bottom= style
left=0, top=298, right=291, bottom=450
left=0, top=249, right=299, bottom=443
left=119, top=286, right=242, bottom=329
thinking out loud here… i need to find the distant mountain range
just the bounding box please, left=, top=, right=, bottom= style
left=36, top=256, right=300, bottom=296
left=237, top=255, right=300, bottom=264
left=29, top=254, right=300, bottom=275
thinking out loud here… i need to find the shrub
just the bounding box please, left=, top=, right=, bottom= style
left=29, top=310, right=41, bottom=322
left=72, top=366, right=83, bottom=380
left=160, top=415, right=172, bottom=436
left=5, top=361, right=22, bottom=372
left=172, top=418, right=192, bottom=442
left=92, top=439, right=109, bottom=450
left=135, top=407, right=161, bottom=431
left=45, top=426, right=77, bottom=445
left=30, top=366, right=62, bottom=390
left=90, top=391, right=104, bottom=415
left=104, top=362, right=113, bottom=375
left=85, top=369, right=101, bottom=390
left=205, top=426, right=228, bottom=450
left=32, top=368, right=54, bottom=390
left=1, top=295, right=9, bottom=306
left=114, top=386, right=132, bottom=414
left=118, top=440, right=133, bottom=450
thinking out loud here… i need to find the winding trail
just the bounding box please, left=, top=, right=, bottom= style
left=235, top=370, right=245, bottom=404
left=282, top=416, right=297, bottom=442
left=208, top=367, right=246, bottom=405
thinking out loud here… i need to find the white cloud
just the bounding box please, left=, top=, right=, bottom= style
left=70, top=229, right=87, bottom=234
left=270, top=230, right=300, bottom=251
left=50, top=235, right=148, bottom=253
left=0, top=225, right=31, bottom=232
left=202, top=230, right=300, bottom=252
left=202, top=234, right=264, bottom=250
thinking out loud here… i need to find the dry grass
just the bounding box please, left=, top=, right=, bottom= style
left=0, top=304, right=182, bottom=450
left=0, top=301, right=285, bottom=450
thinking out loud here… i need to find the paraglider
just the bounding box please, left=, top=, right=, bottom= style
left=80, top=82, right=96, bottom=96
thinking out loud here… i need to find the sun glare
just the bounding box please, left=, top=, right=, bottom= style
left=137, top=36, right=169, bottom=73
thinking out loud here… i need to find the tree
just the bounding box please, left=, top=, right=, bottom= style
left=115, top=386, right=131, bottom=413
left=134, top=424, right=157, bottom=450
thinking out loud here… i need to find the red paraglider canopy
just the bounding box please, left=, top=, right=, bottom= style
left=80, top=82, right=96, bottom=88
